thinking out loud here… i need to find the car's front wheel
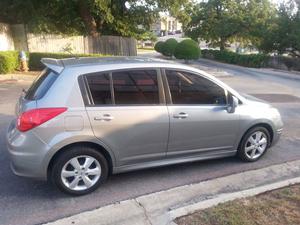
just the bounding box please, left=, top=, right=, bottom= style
left=51, top=146, right=108, bottom=195
left=238, top=126, right=271, bottom=162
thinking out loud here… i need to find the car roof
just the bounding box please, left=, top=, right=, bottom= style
left=41, top=56, right=178, bottom=73
left=41, top=56, right=246, bottom=102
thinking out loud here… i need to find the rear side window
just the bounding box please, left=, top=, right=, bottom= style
left=86, top=73, right=112, bottom=105
left=112, top=70, right=159, bottom=105
left=25, top=69, right=58, bottom=100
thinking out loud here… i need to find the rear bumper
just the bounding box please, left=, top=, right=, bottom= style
left=6, top=120, right=49, bottom=180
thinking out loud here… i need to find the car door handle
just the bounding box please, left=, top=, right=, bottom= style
left=94, top=114, right=114, bottom=121
left=173, top=112, right=188, bottom=119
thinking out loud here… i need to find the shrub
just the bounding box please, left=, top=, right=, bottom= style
left=161, top=38, right=178, bottom=57
left=154, top=41, right=165, bottom=53
left=28, top=52, right=105, bottom=70
left=201, top=49, right=269, bottom=68
left=280, top=56, right=300, bottom=71
left=174, top=39, right=201, bottom=61
left=0, top=51, right=19, bottom=74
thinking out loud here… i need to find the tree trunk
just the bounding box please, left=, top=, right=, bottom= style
left=220, top=38, right=226, bottom=51
left=78, top=0, right=99, bottom=37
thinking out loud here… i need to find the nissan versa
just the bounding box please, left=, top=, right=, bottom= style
left=6, top=57, right=283, bottom=195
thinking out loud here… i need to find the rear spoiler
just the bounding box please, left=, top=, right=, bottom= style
left=41, top=58, right=64, bottom=74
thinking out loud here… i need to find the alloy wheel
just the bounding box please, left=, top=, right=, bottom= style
left=60, top=155, right=101, bottom=191
left=245, top=131, right=268, bottom=160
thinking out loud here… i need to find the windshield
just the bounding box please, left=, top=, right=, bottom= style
left=25, top=68, right=58, bottom=100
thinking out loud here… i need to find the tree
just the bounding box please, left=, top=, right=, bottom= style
left=257, top=0, right=300, bottom=57
left=185, top=0, right=275, bottom=51
left=0, top=0, right=190, bottom=38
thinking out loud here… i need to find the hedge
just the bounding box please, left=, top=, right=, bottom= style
left=161, top=38, right=178, bottom=57
left=174, top=39, right=201, bottom=61
left=201, top=49, right=269, bottom=68
left=154, top=41, right=164, bottom=53
left=275, top=56, right=300, bottom=71
left=0, top=51, right=108, bottom=74
left=29, top=52, right=106, bottom=70
left=0, top=51, right=20, bottom=74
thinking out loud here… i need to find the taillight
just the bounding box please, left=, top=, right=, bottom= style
left=17, top=108, right=67, bottom=132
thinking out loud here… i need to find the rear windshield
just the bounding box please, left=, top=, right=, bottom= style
left=25, top=68, right=58, bottom=100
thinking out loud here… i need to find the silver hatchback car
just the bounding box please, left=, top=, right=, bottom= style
left=7, top=57, right=283, bottom=195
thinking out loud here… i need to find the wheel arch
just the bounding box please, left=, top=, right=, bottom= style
left=238, top=122, right=274, bottom=150
left=47, top=141, right=114, bottom=180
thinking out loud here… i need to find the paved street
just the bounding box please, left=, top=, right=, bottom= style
left=0, top=60, right=300, bottom=225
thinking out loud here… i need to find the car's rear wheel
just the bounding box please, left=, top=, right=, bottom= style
left=51, top=146, right=108, bottom=195
left=238, top=126, right=271, bottom=162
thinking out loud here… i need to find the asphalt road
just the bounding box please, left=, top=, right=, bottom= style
left=0, top=61, right=300, bottom=225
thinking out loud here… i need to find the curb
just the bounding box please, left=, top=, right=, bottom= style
left=170, top=176, right=300, bottom=223
left=45, top=160, right=300, bottom=225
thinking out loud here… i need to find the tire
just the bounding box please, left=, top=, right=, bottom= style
left=238, top=126, right=271, bottom=162
left=51, top=146, right=109, bottom=195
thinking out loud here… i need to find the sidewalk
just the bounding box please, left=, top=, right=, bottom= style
left=45, top=160, right=300, bottom=225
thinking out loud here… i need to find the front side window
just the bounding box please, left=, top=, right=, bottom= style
left=112, top=70, right=159, bottom=105
left=86, top=73, right=112, bottom=105
left=166, top=70, right=226, bottom=105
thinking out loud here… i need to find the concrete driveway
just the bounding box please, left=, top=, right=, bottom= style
left=0, top=60, right=300, bottom=225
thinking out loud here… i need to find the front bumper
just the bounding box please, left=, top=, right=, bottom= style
left=271, top=128, right=283, bottom=147
left=6, top=120, right=49, bottom=180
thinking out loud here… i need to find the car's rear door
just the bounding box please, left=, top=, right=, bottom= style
left=84, top=68, right=169, bottom=166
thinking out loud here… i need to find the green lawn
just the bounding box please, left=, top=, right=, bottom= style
left=176, top=184, right=300, bottom=225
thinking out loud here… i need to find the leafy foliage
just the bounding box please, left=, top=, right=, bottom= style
left=0, top=0, right=190, bottom=38
left=137, top=31, right=157, bottom=42
left=174, top=39, right=201, bottom=61
left=201, top=49, right=269, bottom=67
left=161, top=38, right=178, bottom=57
left=0, top=51, right=20, bottom=74
left=154, top=41, right=165, bottom=53
left=185, top=0, right=276, bottom=50
left=257, top=1, right=300, bottom=58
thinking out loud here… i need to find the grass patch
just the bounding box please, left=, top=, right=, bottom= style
left=176, top=184, right=300, bottom=225
left=137, top=47, right=154, bottom=50
left=137, top=47, right=155, bottom=53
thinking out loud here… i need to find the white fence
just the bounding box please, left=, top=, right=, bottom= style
left=27, top=34, right=86, bottom=53
left=0, top=23, right=137, bottom=56
left=0, top=23, right=15, bottom=51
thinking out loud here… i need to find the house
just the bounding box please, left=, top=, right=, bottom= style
left=151, top=15, right=182, bottom=37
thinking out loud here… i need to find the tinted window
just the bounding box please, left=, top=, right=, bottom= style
left=166, top=70, right=226, bottom=105
left=112, top=70, right=159, bottom=105
left=25, top=69, right=58, bottom=100
left=86, top=73, right=112, bottom=105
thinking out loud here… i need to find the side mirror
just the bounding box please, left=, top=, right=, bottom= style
left=227, top=95, right=239, bottom=113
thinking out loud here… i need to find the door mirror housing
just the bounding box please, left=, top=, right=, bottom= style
left=227, top=95, right=239, bottom=113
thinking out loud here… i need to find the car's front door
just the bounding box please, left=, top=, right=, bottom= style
left=164, top=69, right=240, bottom=158
left=84, top=69, right=169, bottom=166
